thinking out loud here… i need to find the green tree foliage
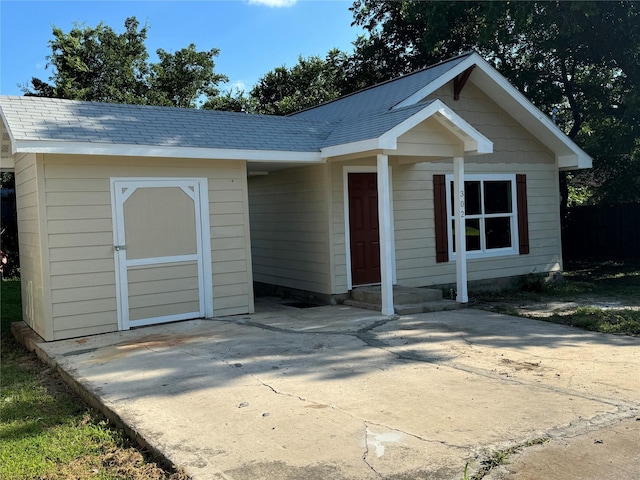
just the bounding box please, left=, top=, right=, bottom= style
left=202, top=88, right=254, bottom=112
left=148, top=44, right=228, bottom=108
left=249, top=50, right=347, bottom=115
left=25, top=17, right=227, bottom=108
left=350, top=0, right=640, bottom=205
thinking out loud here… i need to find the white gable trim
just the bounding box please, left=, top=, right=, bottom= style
left=10, top=140, right=323, bottom=163
left=394, top=55, right=480, bottom=110
left=321, top=100, right=493, bottom=159
left=393, top=52, right=591, bottom=170
left=381, top=100, right=493, bottom=155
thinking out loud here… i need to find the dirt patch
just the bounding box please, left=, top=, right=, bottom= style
left=91, top=333, right=204, bottom=362
left=102, top=447, right=190, bottom=480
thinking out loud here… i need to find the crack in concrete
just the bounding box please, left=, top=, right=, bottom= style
left=213, top=316, right=640, bottom=426
left=250, top=373, right=471, bottom=452
left=364, top=418, right=468, bottom=451
left=362, top=423, right=384, bottom=479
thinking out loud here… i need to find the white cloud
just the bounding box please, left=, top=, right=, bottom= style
left=248, top=0, right=297, bottom=7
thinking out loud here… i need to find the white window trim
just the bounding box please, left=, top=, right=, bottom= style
left=445, top=173, right=519, bottom=260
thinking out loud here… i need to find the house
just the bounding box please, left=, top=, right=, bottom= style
left=0, top=52, right=591, bottom=341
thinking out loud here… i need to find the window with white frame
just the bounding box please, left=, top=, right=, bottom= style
left=445, top=174, right=519, bottom=258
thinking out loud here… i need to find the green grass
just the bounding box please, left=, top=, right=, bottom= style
left=1, top=279, right=22, bottom=333
left=464, top=438, right=549, bottom=480
left=474, top=260, right=640, bottom=335
left=547, top=307, right=640, bottom=335
left=0, top=280, right=183, bottom=479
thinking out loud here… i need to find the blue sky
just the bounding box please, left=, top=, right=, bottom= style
left=0, top=0, right=363, bottom=96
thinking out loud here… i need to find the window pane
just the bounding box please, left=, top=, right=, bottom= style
left=485, top=217, right=512, bottom=249
left=466, top=218, right=481, bottom=251
left=484, top=181, right=512, bottom=214
left=465, top=181, right=481, bottom=215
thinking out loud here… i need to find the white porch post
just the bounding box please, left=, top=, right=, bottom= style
left=453, top=156, right=469, bottom=303
left=377, top=153, right=394, bottom=315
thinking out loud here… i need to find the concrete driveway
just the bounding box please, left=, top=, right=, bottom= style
left=21, top=299, right=640, bottom=479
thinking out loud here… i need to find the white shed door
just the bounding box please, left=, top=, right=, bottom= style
left=111, top=179, right=212, bottom=330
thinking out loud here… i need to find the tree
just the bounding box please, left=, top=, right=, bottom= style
left=349, top=1, right=640, bottom=205
left=249, top=50, right=348, bottom=115
left=24, top=17, right=228, bottom=108
left=202, top=88, right=254, bottom=112
left=26, top=17, right=150, bottom=104
left=148, top=44, right=228, bottom=108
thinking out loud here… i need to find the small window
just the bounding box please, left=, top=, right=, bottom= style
left=446, top=174, right=518, bottom=258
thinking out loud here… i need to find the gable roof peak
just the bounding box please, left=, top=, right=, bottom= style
left=291, top=52, right=480, bottom=122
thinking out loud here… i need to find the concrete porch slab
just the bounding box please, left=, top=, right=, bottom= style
left=17, top=301, right=640, bottom=480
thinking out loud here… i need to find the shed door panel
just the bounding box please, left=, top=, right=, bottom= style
left=348, top=173, right=381, bottom=285
left=113, top=179, right=206, bottom=329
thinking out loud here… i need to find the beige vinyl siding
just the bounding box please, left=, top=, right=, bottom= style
left=391, top=161, right=561, bottom=288
left=41, top=154, right=253, bottom=340
left=248, top=164, right=332, bottom=294
left=14, top=153, right=53, bottom=340
left=395, top=116, right=464, bottom=158
left=328, top=80, right=560, bottom=293
left=426, top=82, right=554, bottom=164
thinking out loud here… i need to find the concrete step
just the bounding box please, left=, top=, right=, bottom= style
left=343, top=298, right=465, bottom=314
left=344, top=285, right=464, bottom=315
left=395, top=299, right=465, bottom=315
left=350, top=285, right=442, bottom=305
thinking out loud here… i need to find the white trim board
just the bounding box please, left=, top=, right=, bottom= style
left=110, top=177, right=213, bottom=330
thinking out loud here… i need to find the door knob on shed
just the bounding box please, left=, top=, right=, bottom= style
left=114, top=245, right=127, bottom=251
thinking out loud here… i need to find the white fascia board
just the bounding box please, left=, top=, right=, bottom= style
left=394, top=52, right=592, bottom=169
left=381, top=100, right=493, bottom=155
left=0, top=109, right=17, bottom=155
left=558, top=153, right=592, bottom=171
left=429, top=102, right=493, bottom=154
left=393, top=54, right=480, bottom=110
left=471, top=63, right=593, bottom=168
left=320, top=138, right=382, bottom=158
left=12, top=140, right=323, bottom=163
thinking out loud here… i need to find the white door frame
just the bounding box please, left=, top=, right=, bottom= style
left=342, top=166, right=397, bottom=291
left=110, top=177, right=213, bottom=330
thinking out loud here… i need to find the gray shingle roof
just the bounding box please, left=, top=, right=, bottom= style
left=0, top=53, right=473, bottom=156
left=292, top=53, right=472, bottom=121
left=321, top=103, right=430, bottom=148
left=0, top=96, right=337, bottom=152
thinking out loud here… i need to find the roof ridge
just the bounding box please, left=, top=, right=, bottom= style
left=289, top=51, right=476, bottom=117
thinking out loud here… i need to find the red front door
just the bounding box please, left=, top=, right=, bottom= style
left=348, top=173, right=381, bottom=285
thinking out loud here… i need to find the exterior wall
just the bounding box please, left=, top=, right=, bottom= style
left=396, top=117, right=463, bottom=158
left=426, top=82, right=553, bottom=164
left=391, top=161, right=560, bottom=288
left=328, top=81, right=561, bottom=293
left=41, top=154, right=253, bottom=341
left=14, top=153, right=52, bottom=340
left=248, top=164, right=332, bottom=294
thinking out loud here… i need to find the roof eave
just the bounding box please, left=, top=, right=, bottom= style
left=11, top=140, right=323, bottom=163
left=394, top=52, right=592, bottom=169
left=320, top=100, right=493, bottom=159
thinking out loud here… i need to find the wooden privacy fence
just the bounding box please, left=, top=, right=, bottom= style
left=563, top=203, right=640, bottom=260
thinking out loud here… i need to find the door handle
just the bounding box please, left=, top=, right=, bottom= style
left=114, top=245, right=127, bottom=251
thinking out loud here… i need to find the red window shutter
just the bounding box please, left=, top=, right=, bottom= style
left=433, top=174, right=449, bottom=262
left=516, top=174, right=530, bottom=255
